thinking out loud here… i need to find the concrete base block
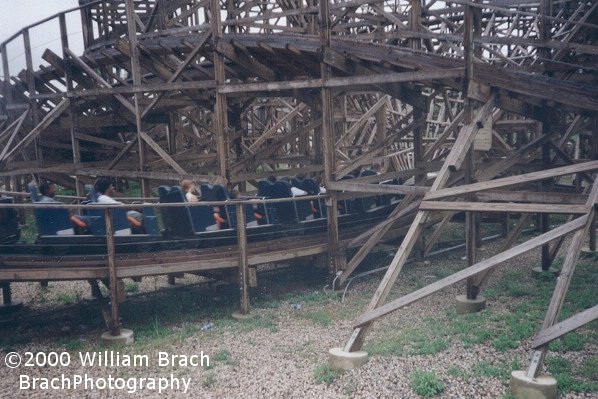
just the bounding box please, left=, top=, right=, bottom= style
left=531, top=267, right=559, bottom=278
left=328, top=347, right=368, bottom=371
left=100, top=328, right=134, bottom=346
left=510, top=371, right=557, bottom=399
left=0, top=300, right=23, bottom=315
left=455, top=295, right=486, bottom=315
left=82, top=293, right=98, bottom=302
left=231, top=311, right=254, bottom=321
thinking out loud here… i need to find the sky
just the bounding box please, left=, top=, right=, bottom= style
left=0, top=0, right=80, bottom=74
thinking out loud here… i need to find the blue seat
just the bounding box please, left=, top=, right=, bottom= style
left=27, top=182, right=75, bottom=236
left=142, top=207, right=161, bottom=236
left=86, top=207, right=131, bottom=236
left=0, top=197, right=20, bottom=243
left=158, top=186, right=195, bottom=236
left=270, top=181, right=297, bottom=224
left=200, top=184, right=230, bottom=229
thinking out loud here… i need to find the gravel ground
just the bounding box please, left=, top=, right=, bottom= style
left=0, top=236, right=596, bottom=399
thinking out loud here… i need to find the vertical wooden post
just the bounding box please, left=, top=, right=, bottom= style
left=409, top=0, right=421, bottom=51
left=1, top=44, right=12, bottom=105
left=465, top=148, right=478, bottom=299
left=104, top=208, right=121, bottom=336
left=1, top=282, right=12, bottom=305
left=235, top=202, right=250, bottom=314
left=125, top=0, right=150, bottom=197
left=541, top=123, right=552, bottom=269
left=319, top=0, right=341, bottom=281
left=211, top=0, right=230, bottom=182
left=590, top=118, right=598, bottom=251
left=60, top=13, right=83, bottom=197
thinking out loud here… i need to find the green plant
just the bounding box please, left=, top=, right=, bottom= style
left=411, top=338, right=449, bottom=355
left=55, top=293, right=79, bottom=304
left=447, top=366, right=469, bottom=380
left=410, top=369, right=445, bottom=397
left=300, top=310, right=332, bottom=326
left=492, top=333, right=518, bottom=352
left=555, top=373, right=598, bottom=394
left=202, top=370, right=217, bottom=388
left=546, top=356, right=571, bottom=375
left=579, top=356, right=598, bottom=380
left=313, top=363, right=340, bottom=385
left=124, top=282, right=139, bottom=293
left=472, top=361, right=509, bottom=379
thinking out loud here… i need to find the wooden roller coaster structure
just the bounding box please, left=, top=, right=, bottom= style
left=0, top=0, right=597, bottom=382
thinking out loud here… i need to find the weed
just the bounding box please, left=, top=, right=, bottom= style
left=213, top=350, right=236, bottom=366
left=55, top=293, right=79, bottom=304
left=555, top=373, right=598, bottom=394
left=410, top=369, right=445, bottom=397
left=300, top=310, right=332, bottom=327
left=492, top=333, right=519, bottom=352
left=136, top=317, right=170, bottom=342
left=546, top=356, right=571, bottom=375
left=447, top=366, right=469, bottom=380
left=313, top=363, right=340, bottom=385
left=63, top=338, right=86, bottom=351
left=472, top=361, right=509, bottom=380
left=124, top=282, right=139, bottom=293
left=202, top=370, right=217, bottom=388
left=552, top=332, right=585, bottom=352
left=411, top=339, right=449, bottom=355
left=579, top=356, right=598, bottom=380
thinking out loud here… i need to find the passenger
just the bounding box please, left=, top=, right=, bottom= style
left=93, top=177, right=143, bottom=228
left=181, top=180, right=200, bottom=202
left=316, top=176, right=327, bottom=194
left=37, top=182, right=88, bottom=231
left=229, top=189, right=240, bottom=200
left=289, top=174, right=308, bottom=196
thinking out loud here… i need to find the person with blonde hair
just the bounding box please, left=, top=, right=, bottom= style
left=181, top=180, right=199, bottom=202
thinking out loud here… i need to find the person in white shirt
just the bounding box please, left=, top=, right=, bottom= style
left=94, top=177, right=143, bottom=227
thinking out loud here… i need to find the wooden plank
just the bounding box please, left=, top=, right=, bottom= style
left=328, top=181, right=429, bottom=196
left=104, top=208, right=121, bottom=336
left=0, top=98, right=70, bottom=164
left=218, top=69, right=464, bottom=94
left=475, top=190, right=587, bottom=205
left=64, top=48, right=136, bottom=115
left=353, top=215, right=587, bottom=328
left=139, top=130, right=187, bottom=174
left=235, top=203, right=250, bottom=315
left=340, top=195, right=418, bottom=284
left=419, top=201, right=590, bottom=215
left=426, top=160, right=598, bottom=201
left=532, top=305, right=598, bottom=349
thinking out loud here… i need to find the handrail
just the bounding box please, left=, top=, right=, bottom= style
left=0, top=0, right=110, bottom=48
left=0, top=194, right=326, bottom=210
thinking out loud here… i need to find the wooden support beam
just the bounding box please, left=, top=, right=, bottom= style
left=0, top=99, right=70, bottom=165
left=353, top=215, right=587, bottom=328
left=426, top=160, right=598, bottom=201
left=328, top=181, right=429, bottom=196
left=235, top=202, right=250, bottom=315
left=419, top=201, right=590, bottom=215
left=532, top=305, right=598, bottom=349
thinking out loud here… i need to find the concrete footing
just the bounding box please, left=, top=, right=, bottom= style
left=100, top=328, right=134, bottom=346
left=231, top=311, right=254, bottom=321
left=328, top=347, right=368, bottom=371
left=455, top=295, right=486, bottom=315
left=510, top=371, right=557, bottom=399
left=0, top=300, right=23, bottom=315
left=531, top=267, right=559, bottom=278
